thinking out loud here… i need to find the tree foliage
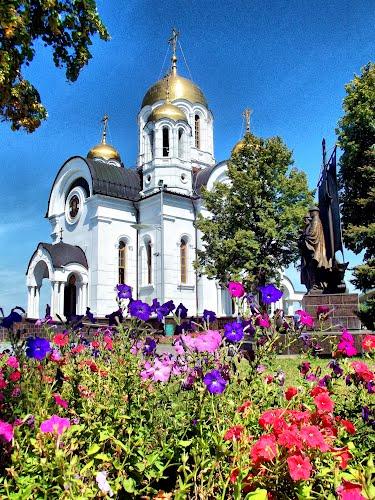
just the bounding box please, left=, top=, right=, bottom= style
left=0, top=0, right=109, bottom=132
left=336, top=63, right=375, bottom=328
left=195, top=133, right=314, bottom=290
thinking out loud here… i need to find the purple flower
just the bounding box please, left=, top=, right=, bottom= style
left=176, top=303, right=188, bottom=319
left=85, top=307, right=96, bottom=323
left=156, top=302, right=171, bottom=321
left=116, top=283, right=132, bottom=300
left=203, top=309, right=216, bottom=324
left=329, top=360, right=343, bottom=377
left=26, top=337, right=51, bottom=360
left=367, top=381, right=375, bottom=394
left=175, top=320, right=193, bottom=334
left=163, top=300, right=176, bottom=313
left=299, top=361, right=311, bottom=375
left=129, top=300, right=151, bottom=321
left=150, top=298, right=160, bottom=312
left=203, top=369, right=227, bottom=394
left=224, top=321, right=244, bottom=343
left=259, top=284, right=283, bottom=304
left=143, top=337, right=157, bottom=355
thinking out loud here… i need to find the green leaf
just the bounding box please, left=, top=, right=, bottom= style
left=245, top=489, right=268, bottom=499
left=87, top=443, right=100, bottom=455
left=122, top=478, right=136, bottom=493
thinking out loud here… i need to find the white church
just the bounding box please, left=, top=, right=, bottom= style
left=26, top=31, right=303, bottom=320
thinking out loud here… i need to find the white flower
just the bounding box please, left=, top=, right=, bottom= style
left=96, top=471, right=113, bottom=497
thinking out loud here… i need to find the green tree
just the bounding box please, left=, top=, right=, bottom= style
left=0, top=0, right=109, bottom=133
left=195, top=132, right=314, bottom=290
left=336, top=62, right=375, bottom=329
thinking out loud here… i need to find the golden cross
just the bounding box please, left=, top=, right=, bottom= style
left=243, top=108, right=253, bottom=133
left=169, top=27, right=179, bottom=73
left=101, top=114, right=109, bottom=144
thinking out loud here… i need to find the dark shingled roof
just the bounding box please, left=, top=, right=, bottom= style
left=192, top=161, right=227, bottom=195
left=86, top=158, right=141, bottom=201
left=26, top=242, right=88, bottom=274
left=46, top=156, right=141, bottom=217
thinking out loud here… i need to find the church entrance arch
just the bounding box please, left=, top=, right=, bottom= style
left=64, top=274, right=77, bottom=319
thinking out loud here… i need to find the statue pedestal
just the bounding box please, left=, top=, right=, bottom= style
left=302, top=293, right=361, bottom=330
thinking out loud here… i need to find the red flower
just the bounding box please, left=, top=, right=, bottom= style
left=331, top=447, right=352, bottom=469
left=340, top=419, right=356, bottom=435
left=0, top=377, right=7, bottom=390
left=285, top=386, right=298, bottom=401
left=251, top=434, right=278, bottom=463
left=237, top=400, right=251, bottom=413
left=229, top=468, right=239, bottom=484
left=71, top=344, right=86, bottom=354
left=289, top=410, right=311, bottom=425
left=224, top=425, right=245, bottom=441
left=259, top=409, right=284, bottom=429
left=351, top=361, right=374, bottom=382
left=9, top=370, right=21, bottom=382
left=53, top=333, right=69, bottom=347
left=310, top=386, right=329, bottom=397
left=314, top=393, right=334, bottom=413
left=91, top=340, right=100, bottom=349
left=362, top=334, right=375, bottom=351
left=53, top=394, right=68, bottom=409
left=277, top=425, right=303, bottom=450
left=336, top=480, right=365, bottom=499
left=287, top=454, right=312, bottom=481
left=300, top=425, right=329, bottom=451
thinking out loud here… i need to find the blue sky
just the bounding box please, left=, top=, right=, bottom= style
left=0, top=0, right=373, bottom=314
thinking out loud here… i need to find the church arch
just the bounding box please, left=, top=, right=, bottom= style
left=118, top=239, right=128, bottom=284
left=64, top=273, right=77, bottom=319
left=140, top=234, right=153, bottom=286
left=162, top=126, right=170, bottom=157
left=178, top=128, right=185, bottom=159
left=194, top=114, right=201, bottom=149
left=180, top=237, right=188, bottom=284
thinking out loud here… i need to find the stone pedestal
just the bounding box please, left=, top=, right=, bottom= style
left=302, top=293, right=361, bottom=330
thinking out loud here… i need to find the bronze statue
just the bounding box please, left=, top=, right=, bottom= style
left=299, top=208, right=330, bottom=293
left=300, top=141, right=348, bottom=294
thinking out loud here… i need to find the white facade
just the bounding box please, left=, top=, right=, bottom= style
left=26, top=55, right=303, bottom=320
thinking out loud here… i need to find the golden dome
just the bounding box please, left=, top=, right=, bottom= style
left=87, top=142, right=121, bottom=162
left=142, top=72, right=207, bottom=108
left=232, top=137, right=246, bottom=155
left=147, top=102, right=187, bottom=123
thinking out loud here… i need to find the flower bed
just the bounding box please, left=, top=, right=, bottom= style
left=0, top=284, right=374, bottom=499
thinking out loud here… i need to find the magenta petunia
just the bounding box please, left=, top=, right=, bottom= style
left=228, top=281, right=245, bottom=298
left=0, top=420, right=13, bottom=442
left=40, top=415, right=70, bottom=435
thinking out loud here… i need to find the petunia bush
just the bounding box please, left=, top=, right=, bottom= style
left=0, top=283, right=374, bottom=499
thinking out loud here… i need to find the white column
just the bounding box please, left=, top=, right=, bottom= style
left=33, top=287, right=40, bottom=319
left=287, top=302, right=294, bottom=316
left=84, top=283, right=88, bottom=312
left=27, top=286, right=35, bottom=318
left=58, top=282, right=65, bottom=318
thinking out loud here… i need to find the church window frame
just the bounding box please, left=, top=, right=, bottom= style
left=162, top=127, right=170, bottom=157
left=178, top=128, right=184, bottom=158
left=141, top=236, right=153, bottom=287
left=194, top=114, right=201, bottom=149
left=118, top=240, right=128, bottom=284
left=180, top=237, right=188, bottom=284
left=65, top=187, right=85, bottom=225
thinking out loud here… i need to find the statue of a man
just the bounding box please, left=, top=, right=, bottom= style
left=300, top=207, right=331, bottom=293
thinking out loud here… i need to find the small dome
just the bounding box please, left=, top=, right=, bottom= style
left=147, top=103, right=187, bottom=123
left=142, top=72, right=207, bottom=108
left=232, top=138, right=246, bottom=155
left=87, top=142, right=121, bottom=162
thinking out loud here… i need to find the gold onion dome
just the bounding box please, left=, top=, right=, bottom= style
left=142, top=72, right=207, bottom=108
left=87, top=114, right=121, bottom=162
left=232, top=135, right=248, bottom=155
left=147, top=102, right=187, bottom=123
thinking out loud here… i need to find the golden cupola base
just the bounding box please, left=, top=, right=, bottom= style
left=87, top=114, right=121, bottom=163
left=147, top=102, right=187, bottom=123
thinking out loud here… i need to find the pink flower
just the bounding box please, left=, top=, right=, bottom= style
left=40, top=415, right=70, bottom=435
left=6, top=356, right=19, bottom=369
left=337, top=330, right=358, bottom=357
left=251, top=434, right=278, bottom=463
left=53, top=394, right=68, bottom=409
left=314, top=393, right=334, bottom=413
left=277, top=426, right=303, bottom=450
left=0, top=420, right=13, bottom=442
left=287, top=454, right=312, bottom=481
left=224, top=425, right=244, bottom=441
left=228, top=281, right=245, bottom=298
left=336, top=480, right=365, bottom=500
left=259, top=409, right=284, bottom=429
left=295, top=309, right=314, bottom=327
left=351, top=361, right=374, bottom=382
left=181, top=330, right=222, bottom=353
left=300, top=425, right=329, bottom=451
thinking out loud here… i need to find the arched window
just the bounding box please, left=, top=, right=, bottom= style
left=146, top=240, right=152, bottom=284
left=194, top=114, right=200, bottom=149
left=118, top=241, right=127, bottom=284
left=149, top=130, right=154, bottom=159
left=178, top=128, right=184, bottom=158
left=162, top=127, right=169, bottom=157
left=180, top=238, right=188, bottom=284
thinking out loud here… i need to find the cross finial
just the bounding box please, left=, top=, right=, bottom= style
left=101, top=114, right=109, bottom=144
left=243, top=108, right=253, bottom=133
left=59, top=228, right=63, bottom=242
left=168, top=27, right=179, bottom=75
